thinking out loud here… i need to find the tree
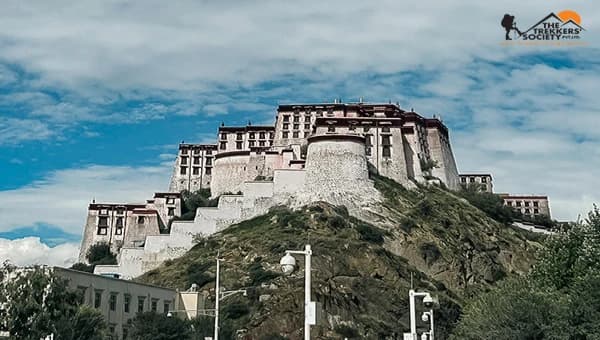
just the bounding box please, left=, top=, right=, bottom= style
left=129, top=312, right=193, bottom=340
left=0, top=265, right=106, bottom=339
left=457, top=186, right=517, bottom=224
left=86, top=242, right=117, bottom=265
left=55, top=305, right=108, bottom=340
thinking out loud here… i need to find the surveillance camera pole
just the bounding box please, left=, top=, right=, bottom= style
left=214, top=256, right=221, bottom=340
left=409, top=289, right=434, bottom=340
left=284, top=244, right=313, bottom=340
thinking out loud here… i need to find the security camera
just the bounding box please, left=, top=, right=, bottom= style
left=421, top=312, right=430, bottom=322
left=243, top=290, right=248, bottom=297
left=423, top=294, right=434, bottom=308
left=280, top=253, right=296, bottom=275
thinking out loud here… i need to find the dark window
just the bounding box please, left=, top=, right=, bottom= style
left=269, top=132, right=274, bottom=139
left=180, top=166, right=187, bottom=175
left=293, top=124, right=299, bottom=130
left=193, top=157, right=200, bottom=164
left=193, top=148, right=200, bottom=155
left=328, top=126, right=335, bottom=132
left=516, top=201, right=522, bottom=207
left=382, top=135, right=391, bottom=145
left=109, top=293, right=117, bottom=311
left=192, top=167, right=199, bottom=175
left=282, top=131, right=289, bottom=138
left=349, top=125, right=356, bottom=131
left=124, top=295, right=130, bottom=313
left=365, top=135, right=372, bottom=146
left=122, top=327, right=129, bottom=339
left=109, top=325, right=115, bottom=335
left=205, top=158, right=212, bottom=166
left=481, top=177, right=487, bottom=183
left=534, top=208, right=539, bottom=214
left=249, top=141, right=255, bottom=147
left=461, top=177, right=466, bottom=183
left=525, top=201, right=530, bottom=207
left=206, top=150, right=212, bottom=155
left=326, top=109, right=334, bottom=117
left=316, top=110, right=323, bottom=117
left=138, top=297, right=145, bottom=313
left=220, top=133, right=227, bottom=140
left=283, top=123, right=289, bottom=130
left=292, top=132, right=299, bottom=138
left=259, top=141, right=265, bottom=146
left=181, top=156, right=188, bottom=165
left=236, top=142, right=243, bottom=150
left=304, top=123, right=310, bottom=130
left=116, top=208, right=124, bottom=215
left=236, top=133, right=243, bottom=141
left=283, top=115, right=290, bottom=122
left=293, top=116, right=300, bottom=122
left=249, top=132, right=255, bottom=139
left=533, top=202, right=539, bottom=207
left=205, top=168, right=212, bottom=175
left=525, top=208, right=531, bottom=214
left=381, top=126, right=391, bottom=132
left=363, top=126, right=371, bottom=132
left=219, top=142, right=226, bottom=150
left=98, top=216, right=109, bottom=227
left=382, top=146, right=391, bottom=157
left=151, top=300, right=158, bottom=312
left=115, top=218, right=123, bottom=234
left=168, top=207, right=175, bottom=216
left=180, top=148, right=188, bottom=155
left=366, top=147, right=372, bottom=156
left=469, top=177, right=475, bottom=183
left=137, top=216, right=145, bottom=224
left=259, top=132, right=266, bottom=139
left=164, top=302, right=170, bottom=314
left=94, top=291, right=102, bottom=309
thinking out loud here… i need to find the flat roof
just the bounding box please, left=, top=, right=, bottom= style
left=54, top=267, right=176, bottom=292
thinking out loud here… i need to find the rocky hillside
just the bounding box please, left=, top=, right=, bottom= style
left=139, top=175, right=543, bottom=339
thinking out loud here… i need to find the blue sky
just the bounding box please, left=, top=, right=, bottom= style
left=0, top=0, right=599, bottom=265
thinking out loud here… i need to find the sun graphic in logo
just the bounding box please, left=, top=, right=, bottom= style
left=557, top=10, right=581, bottom=25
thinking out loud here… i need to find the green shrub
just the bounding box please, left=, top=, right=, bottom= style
left=457, top=188, right=516, bottom=224
left=260, top=334, right=289, bottom=340
left=334, top=324, right=360, bottom=338
left=70, top=263, right=94, bottom=273
left=328, top=215, right=347, bottom=229
left=420, top=242, right=442, bottom=265
left=400, top=217, right=418, bottom=232
left=186, top=262, right=212, bottom=288
left=356, top=223, right=385, bottom=245
left=86, top=242, right=117, bottom=266
left=248, top=261, right=279, bottom=286
left=222, top=302, right=249, bottom=319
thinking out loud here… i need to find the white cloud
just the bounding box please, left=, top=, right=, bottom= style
left=0, top=237, right=79, bottom=267
left=0, top=164, right=171, bottom=234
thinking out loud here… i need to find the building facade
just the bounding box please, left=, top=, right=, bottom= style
left=459, top=173, right=494, bottom=193
left=500, top=194, right=551, bottom=218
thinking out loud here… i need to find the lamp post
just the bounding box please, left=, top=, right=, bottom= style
left=214, top=256, right=247, bottom=340
left=408, top=289, right=435, bottom=340
left=280, top=244, right=314, bottom=340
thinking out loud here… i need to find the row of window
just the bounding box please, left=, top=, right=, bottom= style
left=180, top=156, right=213, bottom=166
left=460, top=177, right=489, bottom=183
left=90, top=289, right=170, bottom=315
left=515, top=208, right=541, bottom=215
left=218, top=140, right=273, bottom=150
left=506, top=201, right=540, bottom=208
left=282, top=123, right=311, bottom=130
left=220, top=132, right=274, bottom=140
left=180, top=149, right=213, bottom=155
left=180, top=166, right=212, bottom=175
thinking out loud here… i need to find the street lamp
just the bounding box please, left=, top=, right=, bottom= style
left=407, top=289, right=435, bottom=340
left=279, top=244, right=315, bottom=340
left=214, top=256, right=247, bottom=340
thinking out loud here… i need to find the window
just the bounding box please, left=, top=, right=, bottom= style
left=259, top=132, right=266, bottom=139
left=249, top=132, right=255, bottom=139
left=193, top=157, right=200, bottom=165
left=304, top=123, right=310, bottom=130
left=166, top=197, right=175, bottom=204
left=98, top=216, right=109, bottom=227
left=363, top=126, right=371, bottom=132
left=138, top=297, right=145, bottom=313
left=122, top=327, right=129, bottom=339
left=349, top=125, right=356, bottom=131
left=469, top=177, right=475, bottom=183
left=236, top=142, right=243, bottom=150
left=293, top=116, right=300, bottom=122
left=124, top=295, right=131, bottom=313
left=180, top=148, right=188, bottom=155
left=293, top=124, right=299, bottom=130
left=94, top=290, right=102, bottom=309
left=236, top=133, right=243, bottom=141
left=481, top=177, right=487, bottom=183
left=533, top=202, right=539, bottom=207
left=206, top=149, right=212, bottom=155
left=381, top=126, right=391, bottom=133
left=328, top=126, right=335, bottom=132
left=151, top=299, right=158, bottom=312
left=109, top=293, right=117, bottom=311
left=164, top=302, right=170, bottom=314
left=525, top=208, right=531, bottom=214
left=282, top=131, right=289, bottom=138
left=382, top=135, right=391, bottom=146
left=283, top=123, right=289, bottom=130
left=534, top=208, right=539, bottom=214
left=249, top=141, right=255, bottom=147
left=205, top=167, right=212, bottom=175
left=461, top=177, right=467, bottom=183
left=205, top=158, right=212, bottom=166
left=99, top=209, right=108, bottom=215
left=283, top=115, right=290, bottom=122
left=115, top=217, right=123, bottom=235
left=292, top=132, right=299, bottom=138
left=180, top=166, right=187, bottom=175
left=137, top=216, right=145, bottom=224
left=109, top=324, right=115, bottom=335
left=525, top=202, right=530, bottom=207
left=219, top=142, right=226, bottom=150
left=382, top=146, right=391, bottom=157
left=97, top=226, right=108, bottom=235
left=220, top=133, right=227, bottom=140
left=181, top=156, right=188, bottom=165
left=193, top=148, right=200, bottom=155
left=366, top=147, right=372, bottom=156
left=259, top=141, right=265, bottom=146
left=516, top=201, right=522, bottom=207
left=168, top=207, right=175, bottom=216
left=269, top=132, right=274, bottom=139
left=116, top=208, right=124, bottom=215
left=326, top=109, right=334, bottom=117
left=365, top=135, right=372, bottom=146
left=316, top=110, right=323, bottom=117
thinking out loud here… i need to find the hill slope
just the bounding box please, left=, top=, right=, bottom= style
left=139, top=176, right=542, bottom=339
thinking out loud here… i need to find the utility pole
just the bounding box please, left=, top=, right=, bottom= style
left=214, top=256, right=220, bottom=340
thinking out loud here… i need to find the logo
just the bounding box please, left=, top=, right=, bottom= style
left=501, top=10, right=586, bottom=46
